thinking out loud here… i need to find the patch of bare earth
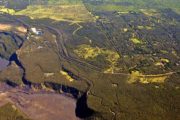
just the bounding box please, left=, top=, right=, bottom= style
left=0, top=83, right=79, bottom=120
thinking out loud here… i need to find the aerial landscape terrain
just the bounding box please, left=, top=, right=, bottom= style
left=0, top=0, right=179, bottom=120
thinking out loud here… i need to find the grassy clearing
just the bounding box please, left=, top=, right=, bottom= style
left=16, top=4, right=94, bottom=22
left=154, top=58, right=170, bottom=66
left=74, top=44, right=120, bottom=73
left=74, top=44, right=101, bottom=59
left=160, top=58, right=170, bottom=63
left=0, top=2, right=94, bottom=22
left=60, top=70, right=74, bottom=82
left=128, top=71, right=170, bottom=84
left=137, top=25, right=153, bottom=30
left=130, top=37, right=143, bottom=44
left=139, top=9, right=160, bottom=16
left=0, top=6, right=15, bottom=14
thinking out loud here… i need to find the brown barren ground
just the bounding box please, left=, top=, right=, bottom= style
left=0, top=83, right=79, bottom=120
left=0, top=23, right=27, bottom=33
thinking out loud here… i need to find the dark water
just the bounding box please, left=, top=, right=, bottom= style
left=76, top=93, right=95, bottom=118
left=0, top=57, right=9, bottom=71
left=44, top=82, right=95, bottom=118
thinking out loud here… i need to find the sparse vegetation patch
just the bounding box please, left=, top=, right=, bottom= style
left=74, top=44, right=120, bottom=73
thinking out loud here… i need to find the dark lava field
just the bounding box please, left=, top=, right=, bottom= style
left=0, top=0, right=179, bottom=120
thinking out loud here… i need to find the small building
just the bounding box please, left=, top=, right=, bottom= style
left=31, top=27, right=43, bottom=35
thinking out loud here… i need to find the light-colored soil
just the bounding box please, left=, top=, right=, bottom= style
left=0, top=23, right=27, bottom=33
left=0, top=83, right=79, bottom=120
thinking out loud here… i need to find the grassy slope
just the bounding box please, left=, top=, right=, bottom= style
left=0, top=0, right=94, bottom=22
left=15, top=4, right=94, bottom=22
